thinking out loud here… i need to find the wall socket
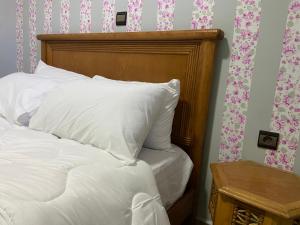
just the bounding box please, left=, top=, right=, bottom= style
left=116, top=11, right=127, bottom=26
left=257, top=130, right=279, bottom=150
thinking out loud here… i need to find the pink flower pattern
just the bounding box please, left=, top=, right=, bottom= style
left=60, top=0, right=70, bottom=33
left=191, top=0, right=215, bottom=29
left=29, top=0, right=37, bottom=73
left=102, top=0, right=115, bottom=32
left=156, top=0, right=176, bottom=31
left=127, top=0, right=143, bottom=32
left=265, top=0, right=300, bottom=172
left=43, top=0, right=53, bottom=33
left=80, top=0, right=92, bottom=33
left=16, top=0, right=24, bottom=72
left=219, top=0, right=262, bottom=162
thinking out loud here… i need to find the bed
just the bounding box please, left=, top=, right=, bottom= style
left=34, top=29, right=224, bottom=225
left=0, top=29, right=222, bottom=225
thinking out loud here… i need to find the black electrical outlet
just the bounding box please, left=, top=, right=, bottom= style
left=257, top=130, right=279, bottom=150
left=116, top=11, right=127, bottom=26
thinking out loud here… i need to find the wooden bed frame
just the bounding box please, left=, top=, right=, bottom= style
left=37, top=29, right=224, bottom=225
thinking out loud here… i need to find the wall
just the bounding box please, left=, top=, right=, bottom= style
left=199, top=0, right=300, bottom=222
left=17, top=0, right=300, bottom=224
left=0, top=0, right=16, bottom=76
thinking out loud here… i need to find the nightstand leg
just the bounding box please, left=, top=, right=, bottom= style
left=213, top=194, right=234, bottom=225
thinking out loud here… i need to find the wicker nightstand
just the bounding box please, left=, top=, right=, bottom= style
left=209, top=161, right=300, bottom=225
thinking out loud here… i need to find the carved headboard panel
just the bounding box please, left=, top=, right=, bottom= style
left=37, top=29, right=223, bottom=188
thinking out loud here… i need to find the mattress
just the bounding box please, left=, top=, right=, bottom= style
left=138, top=145, right=193, bottom=209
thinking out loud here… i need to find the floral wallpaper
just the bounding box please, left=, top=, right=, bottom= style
left=156, top=0, right=176, bottom=31
left=102, top=0, right=115, bottom=32
left=80, top=0, right=92, bottom=33
left=191, top=0, right=215, bottom=29
left=29, top=0, right=37, bottom=73
left=127, top=0, right=143, bottom=32
left=219, top=0, right=263, bottom=162
left=16, top=0, right=23, bottom=72
left=60, top=0, right=70, bottom=33
left=43, top=0, right=53, bottom=34
left=265, top=0, right=300, bottom=172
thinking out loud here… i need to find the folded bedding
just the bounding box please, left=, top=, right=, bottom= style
left=0, top=122, right=170, bottom=225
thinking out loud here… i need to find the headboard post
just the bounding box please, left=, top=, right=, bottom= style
left=41, top=41, right=47, bottom=62
left=190, top=40, right=218, bottom=189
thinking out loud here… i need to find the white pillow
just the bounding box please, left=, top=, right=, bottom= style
left=35, top=60, right=88, bottom=82
left=29, top=79, right=168, bottom=161
left=0, top=72, right=59, bottom=126
left=0, top=67, right=88, bottom=126
left=93, top=75, right=180, bottom=150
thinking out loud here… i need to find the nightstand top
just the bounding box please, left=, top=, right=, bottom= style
left=211, top=160, right=300, bottom=219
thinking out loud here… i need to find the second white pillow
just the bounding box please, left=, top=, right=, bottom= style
left=93, top=75, right=180, bottom=150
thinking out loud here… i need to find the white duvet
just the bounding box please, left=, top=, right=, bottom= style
left=0, top=118, right=170, bottom=225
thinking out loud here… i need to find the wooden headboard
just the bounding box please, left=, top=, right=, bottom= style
left=37, top=30, right=223, bottom=192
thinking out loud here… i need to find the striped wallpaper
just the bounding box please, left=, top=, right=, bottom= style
left=219, top=0, right=263, bottom=162
left=16, top=0, right=300, bottom=173
left=265, top=0, right=300, bottom=171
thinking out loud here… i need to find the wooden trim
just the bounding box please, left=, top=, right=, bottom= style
left=37, top=29, right=224, bottom=41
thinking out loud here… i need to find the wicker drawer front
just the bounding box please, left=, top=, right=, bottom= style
left=209, top=183, right=300, bottom=225
left=231, top=203, right=264, bottom=225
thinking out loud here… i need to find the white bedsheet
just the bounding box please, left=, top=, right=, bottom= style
left=0, top=118, right=170, bottom=225
left=139, top=146, right=193, bottom=209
